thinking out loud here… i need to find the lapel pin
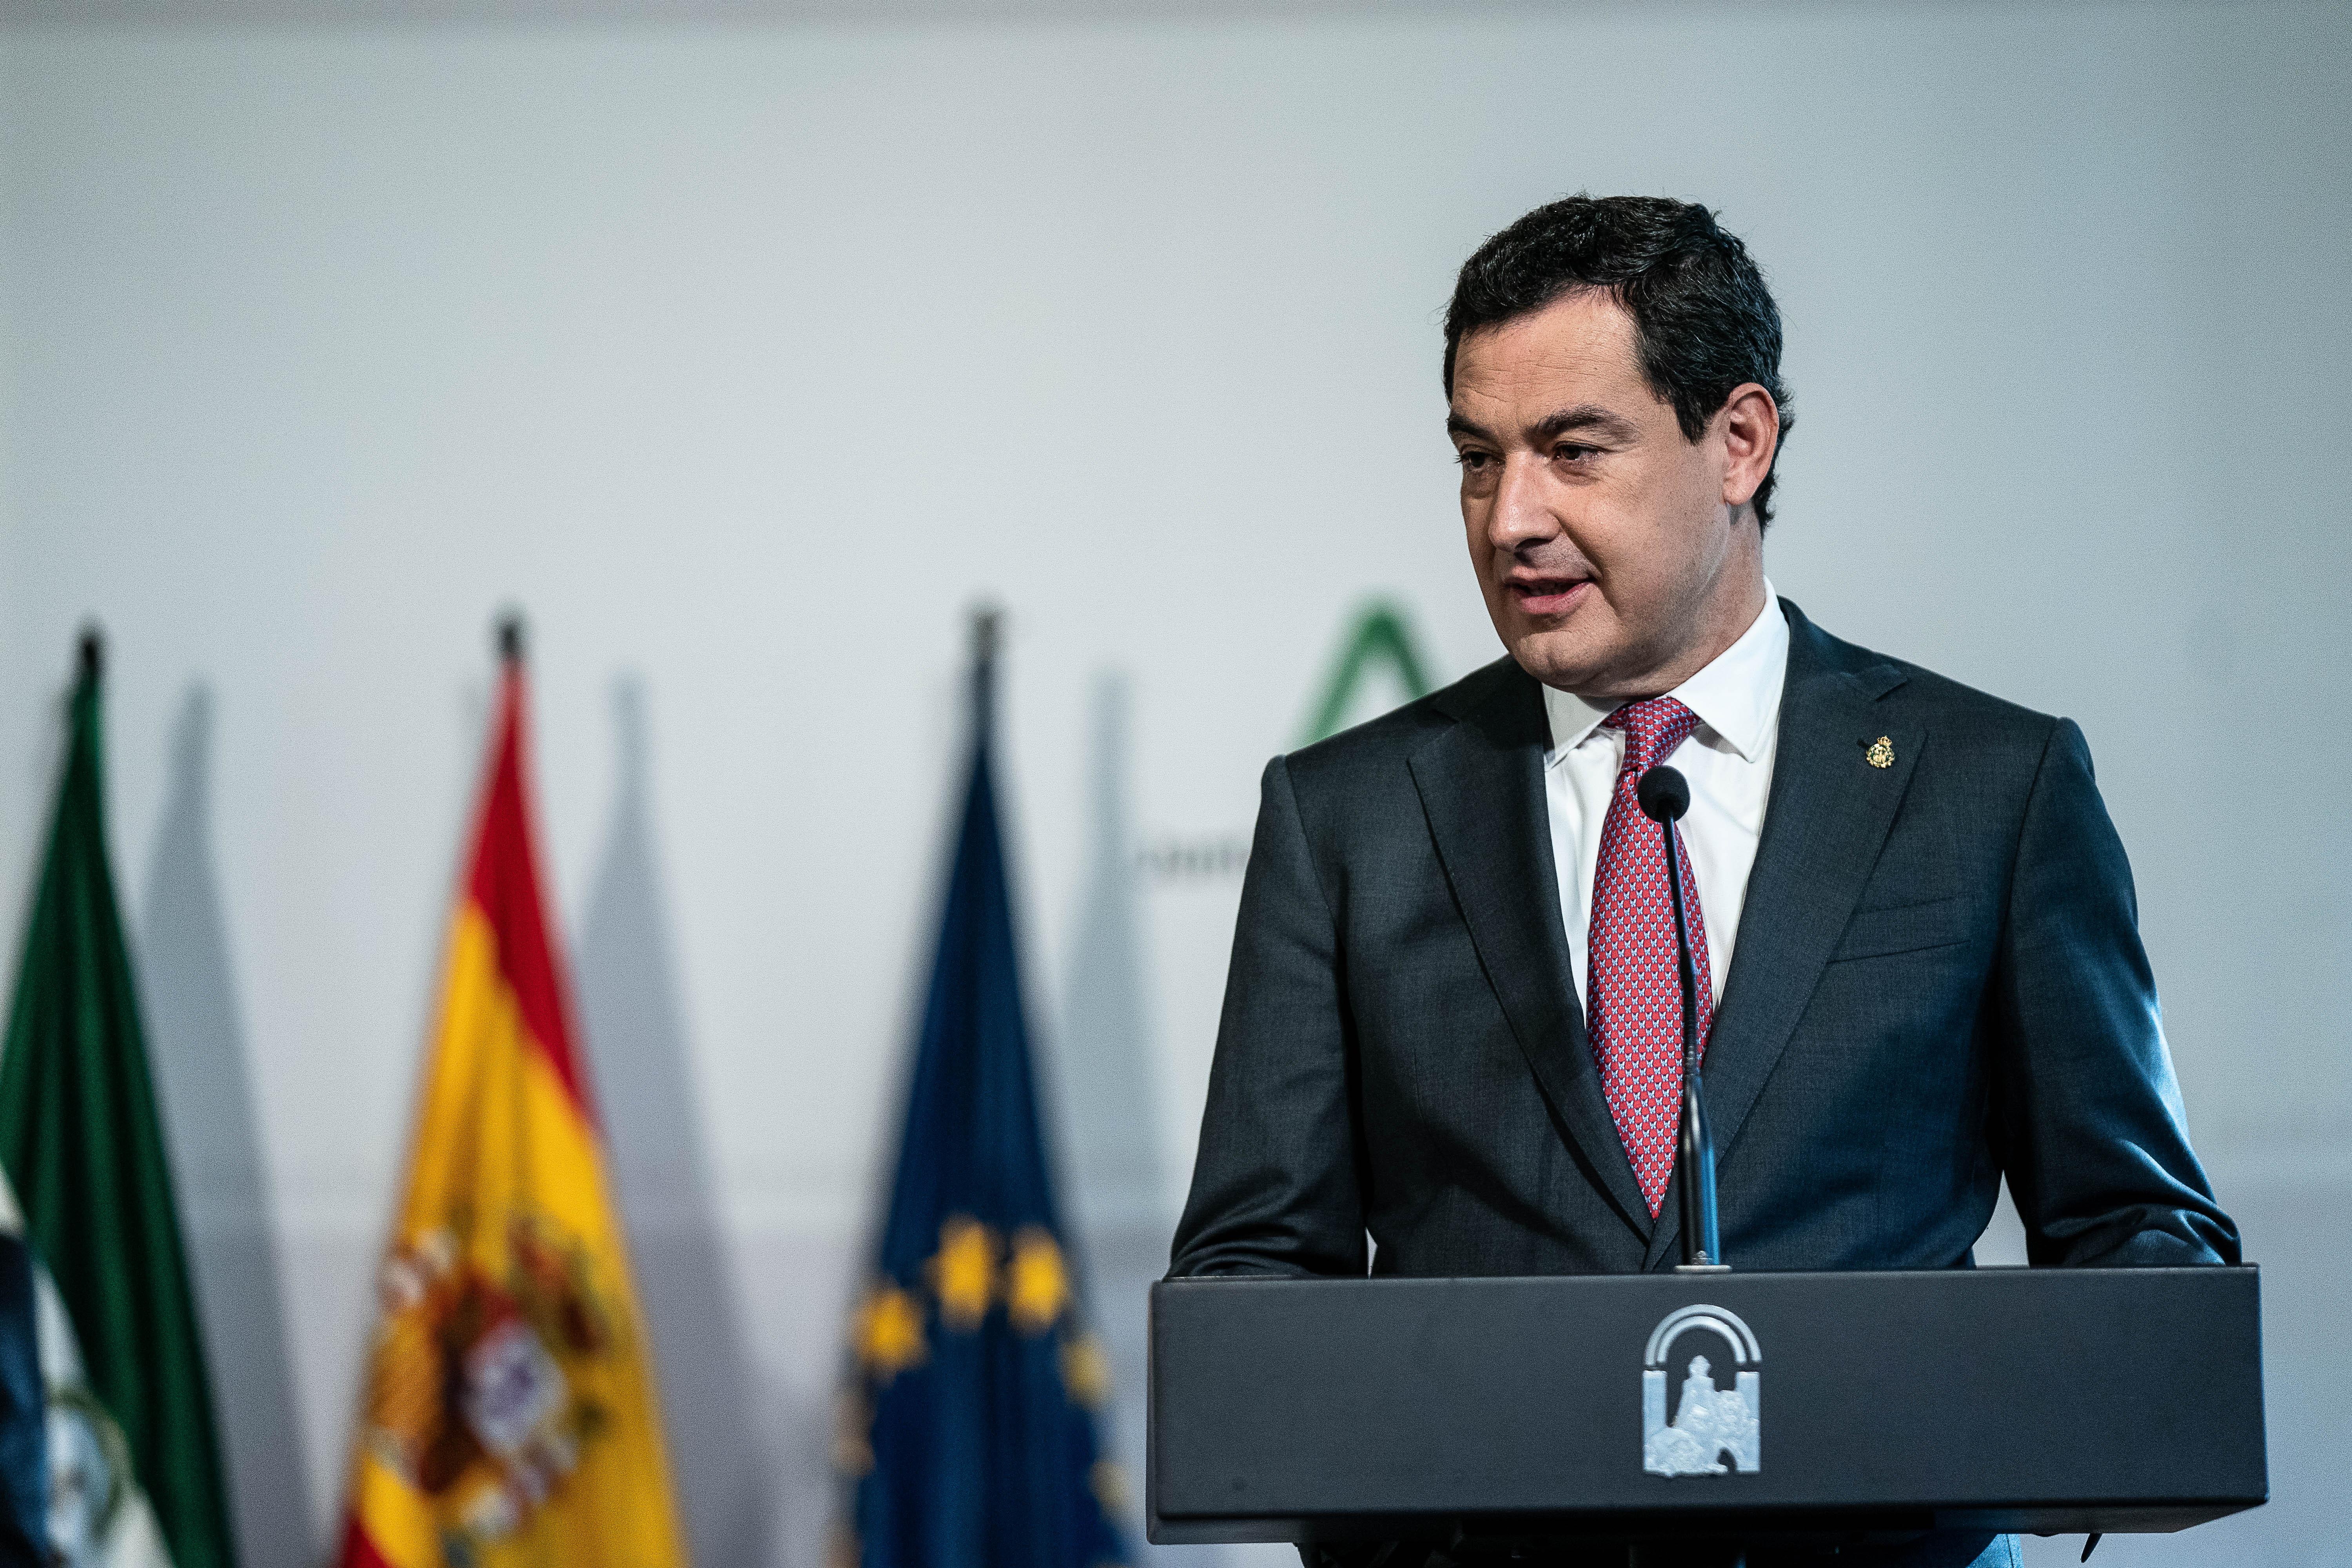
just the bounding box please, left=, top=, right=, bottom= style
left=1863, top=735, right=1895, bottom=769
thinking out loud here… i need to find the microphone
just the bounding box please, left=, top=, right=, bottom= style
left=1634, top=765, right=1689, bottom=824
left=1638, top=765, right=1727, bottom=1273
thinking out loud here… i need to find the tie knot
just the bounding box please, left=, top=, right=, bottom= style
left=1604, top=696, right=1701, bottom=775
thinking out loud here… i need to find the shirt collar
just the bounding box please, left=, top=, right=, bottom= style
left=1541, top=580, right=1789, bottom=765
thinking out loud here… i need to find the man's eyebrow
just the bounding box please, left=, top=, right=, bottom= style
left=1532, top=404, right=1638, bottom=443
left=1446, top=405, right=1638, bottom=446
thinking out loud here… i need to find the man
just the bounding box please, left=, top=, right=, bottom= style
left=1168, top=197, right=2236, bottom=1568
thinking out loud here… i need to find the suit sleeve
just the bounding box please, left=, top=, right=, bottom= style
left=1991, top=718, right=2240, bottom=1267
left=1167, top=755, right=1369, bottom=1278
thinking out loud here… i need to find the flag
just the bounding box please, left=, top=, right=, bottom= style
left=0, top=631, right=236, bottom=1568
left=337, top=626, right=685, bottom=1568
left=838, top=615, right=1128, bottom=1568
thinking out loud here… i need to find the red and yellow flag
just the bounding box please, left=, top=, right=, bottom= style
left=338, top=646, right=686, bottom=1568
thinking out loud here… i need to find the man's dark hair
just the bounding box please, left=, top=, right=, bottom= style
left=1444, top=195, right=1794, bottom=528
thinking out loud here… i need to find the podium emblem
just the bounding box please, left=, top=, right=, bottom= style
left=1642, top=1304, right=1760, bottom=1477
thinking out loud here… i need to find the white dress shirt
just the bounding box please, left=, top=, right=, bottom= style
left=1541, top=584, right=1789, bottom=1007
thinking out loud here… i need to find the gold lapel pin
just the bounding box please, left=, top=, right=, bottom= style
left=1864, top=735, right=1895, bottom=769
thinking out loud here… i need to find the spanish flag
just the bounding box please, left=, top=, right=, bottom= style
left=337, top=625, right=686, bottom=1568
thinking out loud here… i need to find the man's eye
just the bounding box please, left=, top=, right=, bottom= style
left=1555, top=443, right=1599, bottom=462
left=1455, top=450, right=1495, bottom=470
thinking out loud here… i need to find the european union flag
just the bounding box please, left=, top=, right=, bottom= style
left=841, top=613, right=1129, bottom=1568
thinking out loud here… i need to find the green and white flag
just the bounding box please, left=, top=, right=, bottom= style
left=0, top=634, right=238, bottom=1568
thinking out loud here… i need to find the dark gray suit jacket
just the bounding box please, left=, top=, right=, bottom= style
left=1171, top=600, right=2236, bottom=1279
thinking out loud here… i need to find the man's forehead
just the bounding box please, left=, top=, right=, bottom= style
left=1458, top=296, right=1646, bottom=388
left=1452, top=291, right=1648, bottom=414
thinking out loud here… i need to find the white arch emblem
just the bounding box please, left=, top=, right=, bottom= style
left=1644, top=1304, right=1760, bottom=1369
left=1642, top=1304, right=1762, bottom=1477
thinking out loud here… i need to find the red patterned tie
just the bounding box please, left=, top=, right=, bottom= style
left=1586, top=697, right=1713, bottom=1217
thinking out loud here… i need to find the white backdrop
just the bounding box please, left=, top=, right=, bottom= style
left=2, top=5, right=2348, bottom=1566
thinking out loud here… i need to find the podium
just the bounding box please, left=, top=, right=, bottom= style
left=1147, top=1268, right=2265, bottom=1553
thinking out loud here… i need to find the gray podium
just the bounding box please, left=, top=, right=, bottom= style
left=1147, top=1268, right=2265, bottom=1555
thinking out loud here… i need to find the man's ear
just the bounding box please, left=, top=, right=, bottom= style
left=1717, top=384, right=1781, bottom=510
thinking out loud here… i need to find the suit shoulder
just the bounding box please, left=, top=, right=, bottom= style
left=1889, top=656, right=2061, bottom=742
left=1794, top=607, right=2066, bottom=756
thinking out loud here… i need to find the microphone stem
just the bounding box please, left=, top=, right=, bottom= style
left=1661, top=815, right=1723, bottom=1271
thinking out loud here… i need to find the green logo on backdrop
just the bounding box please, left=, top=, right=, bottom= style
left=1142, top=600, right=1439, bottom=883
left=1299, top=602, right=1434, bottom=746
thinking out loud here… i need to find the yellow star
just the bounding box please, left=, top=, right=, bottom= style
left=933, top=1217, right=997, bottom=1331
left=1059, top=1331, right=1113, bottom=1409
left=1090, top=1460, right=1131, bottom=1517
left=853, top=1284, right=927, bottom=1380
left=1006, top=1227, right=1071, bottom=1335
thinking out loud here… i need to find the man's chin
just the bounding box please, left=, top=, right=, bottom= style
left=1505, top=625, right=1616, bottom=695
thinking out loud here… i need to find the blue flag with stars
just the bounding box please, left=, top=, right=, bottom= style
left=840, top=615, right=1129, bottom=1568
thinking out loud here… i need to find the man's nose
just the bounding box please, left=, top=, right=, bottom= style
left=1486, top=452, right=1561, bottom=551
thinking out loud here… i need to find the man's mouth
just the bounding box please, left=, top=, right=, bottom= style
left=1506, top=576, right=1593, bottom=617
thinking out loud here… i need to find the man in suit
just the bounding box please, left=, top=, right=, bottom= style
left=1168, top=197, right=2236, bottom=1568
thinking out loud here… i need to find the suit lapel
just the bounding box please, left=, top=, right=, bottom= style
left=1642, top=605, right=1924, bottom=1270
left=1409, top=665, right=1654, bottom=1240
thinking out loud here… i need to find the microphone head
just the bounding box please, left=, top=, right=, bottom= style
left=1637, top=765, right=1691, bottom=823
